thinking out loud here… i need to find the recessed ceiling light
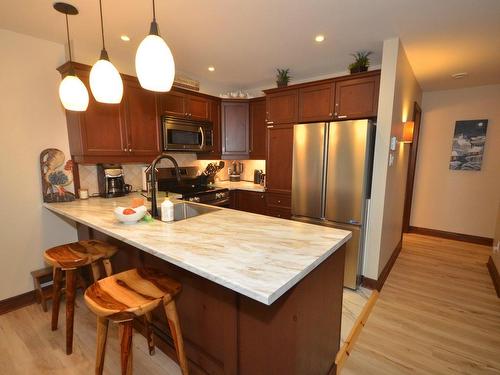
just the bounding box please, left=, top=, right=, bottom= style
left=120, top=35, right=130, bottom=42
left=451, top=72, right=468, bottom=79
left=208, top=66, right=215, bottom=72
left=315, top=34, right=325, bottom=43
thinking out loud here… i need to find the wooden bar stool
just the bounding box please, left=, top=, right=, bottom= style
left=44, top=240, right=118, bottom=355
left=84, top=268, right=188, bottom=375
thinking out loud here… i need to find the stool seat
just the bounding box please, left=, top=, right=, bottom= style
left=84, top=268, right=182, bottom=321
left=44, top=240, right=118, bottom=269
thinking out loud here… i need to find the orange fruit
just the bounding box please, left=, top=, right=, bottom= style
left=123, top=208, right=136, bottom=215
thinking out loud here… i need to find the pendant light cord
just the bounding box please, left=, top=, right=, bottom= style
left=152, top=0, right=156, bottom=21
left=65, top=14, right=73, bottom=61
left=99, top=0, right=106, bottom=50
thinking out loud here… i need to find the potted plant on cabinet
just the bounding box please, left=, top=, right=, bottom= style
left=276, top=68, right=291, bottom=87
left=348, top=51, right=373, bottom=74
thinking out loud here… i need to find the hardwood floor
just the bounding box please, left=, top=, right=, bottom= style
left=342, top=233, right=500, bottom=374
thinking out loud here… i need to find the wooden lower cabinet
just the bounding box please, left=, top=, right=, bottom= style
left=230, top=190, right=266, bottom=215
left=266, top=192, right=292, bottom=219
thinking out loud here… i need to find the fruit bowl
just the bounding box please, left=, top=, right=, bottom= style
left=113, top=205, right=147, bottom=224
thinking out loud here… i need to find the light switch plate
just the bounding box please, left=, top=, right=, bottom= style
left=390, top=136, right=397, bottom=151
left=388, top=152, right=395, bottom=167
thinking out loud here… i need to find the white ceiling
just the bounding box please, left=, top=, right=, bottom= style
left=1, top=0, right=500, bottom=94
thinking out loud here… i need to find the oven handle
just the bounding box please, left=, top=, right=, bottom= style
left=199, top=126, right=205, bottom=150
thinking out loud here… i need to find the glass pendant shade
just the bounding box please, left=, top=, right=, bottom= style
left=59, top=74, right=89, bottom=111
left=89, top=58, right=123, bottom=103
left=135, top=34, right=175, bottom=92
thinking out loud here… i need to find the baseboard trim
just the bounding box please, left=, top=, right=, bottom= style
left=361, top=238, right=403, bottom=291
left=0, top=290, right=36, bottom=315
left=408, top=226, right=493, bottom=246
left=487, top=256, right=500, bottom=298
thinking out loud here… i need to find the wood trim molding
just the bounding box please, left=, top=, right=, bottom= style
left=409, top=226, right=493, bottom=246
left=361, top=238, right=403, bottom=291
left=0, top=290, right=36, bottom=315
left=487, top=256, right=500, bottom=298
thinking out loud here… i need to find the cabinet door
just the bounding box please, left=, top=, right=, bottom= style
left=334, top=75, right=380, bottom=119
left=249, top=98, right=267, bottom=159
left=197, top=99, right=221, bottom=160
left=78, top=73, right=128, bottom=155
left=266, top=90, right=298, bottom=124
left=266, top=124, right=294, bottom=193
left=124, top=79, right=160, bottom=155
left=298, top=83, right=334, bottom=122
left=236, top=191, right=266, bottom=214
left=221, top=101, right=249, bottom=157
left=159, top=91, right=186, bottom=117
left=187, top=95, right=211, bottom=120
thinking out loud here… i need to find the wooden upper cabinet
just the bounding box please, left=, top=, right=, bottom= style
left=123, top=79, right=160, bottom=155
left=266, top=90, right=298, bottom=125
left=159, top=91, right=211, bottom=121
left=266, top=124, right=294, bottom=193
left=159, top=91, right=186, bottom=117
left=221, top=101, right=249, bottom=157
left=76, top=71, right=128, bottom=155
left=298, top=83, right=334, bottom=122
left=187, top=96, right=210, bottom=120
left=334, top=74, right=380, bottom=120
left=249, top=98, right=267, bottom=159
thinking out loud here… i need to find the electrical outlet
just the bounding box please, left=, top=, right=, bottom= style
left=388, top=152, right=395, bottom=167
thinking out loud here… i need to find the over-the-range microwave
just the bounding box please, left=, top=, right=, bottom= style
left=162, top=115, right=214, bottom=152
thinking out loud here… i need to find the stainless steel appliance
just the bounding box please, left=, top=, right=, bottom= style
left=154, top=166, right=230, bottom=207
left=162, top=115, right=214, bottom=152
left=229, top=161, right=243, bottom=181
left=97, top=164, right=132, bottom=198
left=291, top=120, right=375, bottom=289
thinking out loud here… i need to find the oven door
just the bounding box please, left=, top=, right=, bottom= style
left=162, top=116, right=213, bottom=152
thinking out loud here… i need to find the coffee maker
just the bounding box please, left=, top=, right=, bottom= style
left=97, top=164, right=132, bottom=198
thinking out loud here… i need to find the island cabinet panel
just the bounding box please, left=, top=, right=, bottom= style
left=298, top=82, right=335, bottom=122
left=238, top=245, right=345, bottom=375
left=266, top=89, right=298, bottom=125
left=249, top=98, right=267, bottom=159
left=123, top=78, right=161, bottom=155
left=266, top=124, right=294, bottom=193
left=221, top=101, right=249, bottom=158
left=235, top=190, right=267, bottom=214
left=334, top=74, right=380, bottom=120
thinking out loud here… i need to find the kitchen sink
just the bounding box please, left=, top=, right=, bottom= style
left=171, top=202, right=221, bottom=222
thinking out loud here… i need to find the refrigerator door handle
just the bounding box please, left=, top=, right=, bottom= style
left=320, top=123, right=329, bottom=219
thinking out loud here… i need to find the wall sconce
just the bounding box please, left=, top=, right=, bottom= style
left=402, top=120, right=415, bottom=143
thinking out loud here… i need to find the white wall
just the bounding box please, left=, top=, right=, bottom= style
left=411, top=85, right=500, bottom=238
left=363, top=38, right=422, bottom=279
left=0, top=29, right=78, bottom=300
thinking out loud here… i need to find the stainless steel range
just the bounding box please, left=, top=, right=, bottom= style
left=154, top=166, right=230, bottom=207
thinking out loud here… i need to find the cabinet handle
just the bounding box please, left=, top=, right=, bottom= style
left=329, top=112, right=333, bottom=116
left=129, top=148, right=132, bottom=152
left=260, top=195, right=264, bottom=199
left=337, top=115, right=347, bottom=119
left=266, top=121, right=274, bottom=124
left=267, top=125, right=274, bottom=128
left=335, top=103, right=339, bottom=107
left=277, top=200, right=281, bottom=203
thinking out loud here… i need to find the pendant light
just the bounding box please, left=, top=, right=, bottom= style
left=54, top=2, right=89, bottom=111
left=135, top=0, right=175, bottom=92
left=89, top=0, right=123, bottom=103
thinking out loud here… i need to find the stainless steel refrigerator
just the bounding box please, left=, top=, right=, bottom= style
left=291, top=120, right=375, bottom=289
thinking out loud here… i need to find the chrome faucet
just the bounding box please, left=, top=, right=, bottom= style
left=149, top=153, right=182, bottom=218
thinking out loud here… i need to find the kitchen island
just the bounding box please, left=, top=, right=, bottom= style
left=44, top=195, right=351, bottom=375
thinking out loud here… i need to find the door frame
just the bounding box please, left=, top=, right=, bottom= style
left=402, top=102, right=422, bottom=232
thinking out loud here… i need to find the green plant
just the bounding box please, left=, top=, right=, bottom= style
left=276, top=68, right=291, bottom=86
left=348, top=51, right=373, bottom=72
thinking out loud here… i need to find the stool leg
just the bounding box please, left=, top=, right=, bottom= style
left=102, top=258, right=113, bottom=277
left=118, top=321, right=133, bottom=375
left=65, top=268, right=77, bottom=355
left=51, top=267, right=63, bottom=331
left=96, top=317, right=109, bottom=375
left=90, top=262, right=101, bottom=282
left=163, top=300, right=189, bottom=375
left=144, top=312, right=155, bottom=355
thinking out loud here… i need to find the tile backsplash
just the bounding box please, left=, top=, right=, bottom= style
left=78, top=154, right=265, bottom=195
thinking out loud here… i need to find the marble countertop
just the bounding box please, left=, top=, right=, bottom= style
left=43, top=195, right=351, bottom=305
left=212, top=180, right=265, bottom=192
